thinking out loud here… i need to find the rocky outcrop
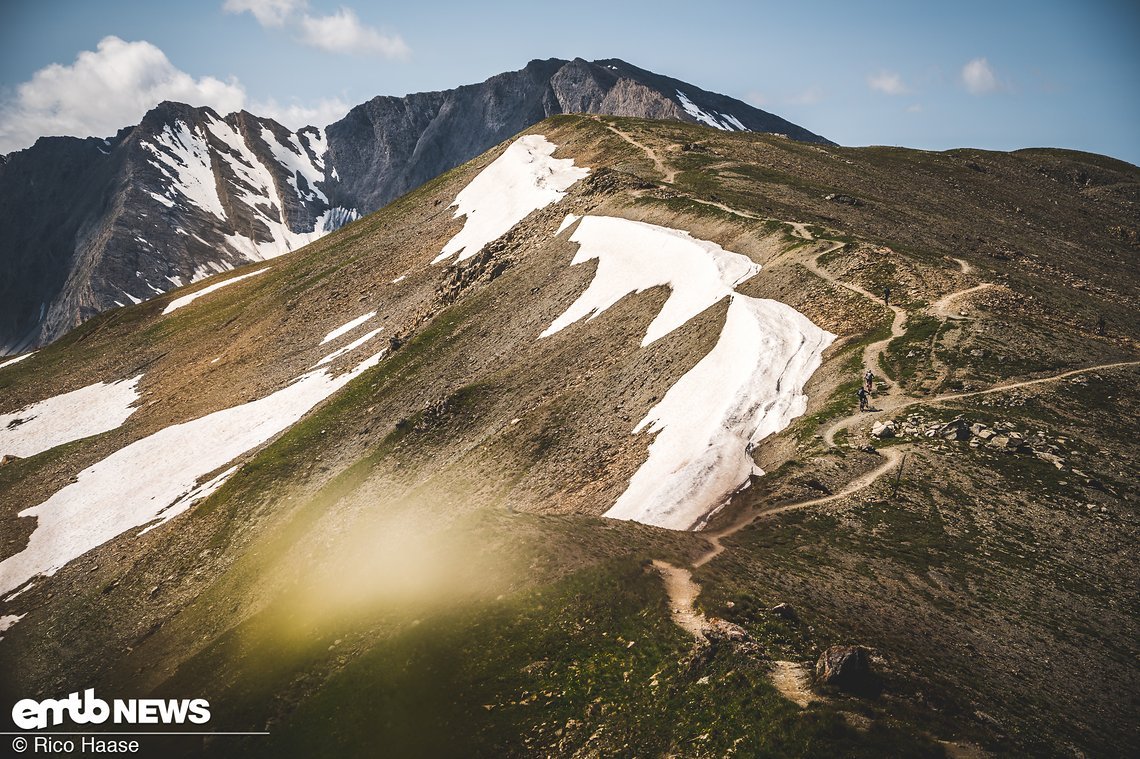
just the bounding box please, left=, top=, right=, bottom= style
left=815, top=645, right=880, bottom=696
left=871, top=420, right=896, bottom=438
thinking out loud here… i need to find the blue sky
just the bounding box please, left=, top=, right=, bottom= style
left=1, top=0, right=1137, bottom=164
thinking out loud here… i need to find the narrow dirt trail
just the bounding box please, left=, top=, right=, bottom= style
left=597, top=119, right=819, bottom=243
left=931, top=282, right=997, bottom=320
left=650, top=560, right=706, bottom=641
left=694, top=447, right=906, bottom=568
left=802, top=245, right=906, bottom=402
left=652, top=558, right=821, bottom=707
left=674, top=198, right=815, bottom=241
left=770, top=661, right=818, bottom=708
left=598, top=118, right=676, bottom=183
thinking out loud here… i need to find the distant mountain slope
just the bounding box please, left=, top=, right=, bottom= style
left=0, top=57, right=829, bottom=353
left=0, top=102, right=353, bottom=354
left=325, top=57, right=831, bottom=215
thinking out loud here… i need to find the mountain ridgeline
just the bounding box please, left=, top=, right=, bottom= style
left=0, top=57, right=829, bottom=353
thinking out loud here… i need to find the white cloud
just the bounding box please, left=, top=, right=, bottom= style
left=252, top=96, right=351, bottom=128
left=223, top=2, right=410, bottom=59
left=786, top=87, right=824, bottom=106
left=961, top=57, right=1001, bottom=95
left=0, top=36, right=246, bottom=153
left=0, top=36, right=356, bottom=153
left=297, top=8, right=410, bottom=59
left=867, top=70, right=908, bottom=96
left=223, top=0, right=304, bottom=27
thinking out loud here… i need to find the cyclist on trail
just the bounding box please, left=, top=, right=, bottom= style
left=857, top=386, right=869, bottom=412
left=864, top=369, right=874, bottom=393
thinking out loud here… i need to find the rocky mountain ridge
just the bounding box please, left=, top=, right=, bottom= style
left=0, top=57, right=829, bottom=353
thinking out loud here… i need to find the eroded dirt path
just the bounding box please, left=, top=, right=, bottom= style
left=951, top=257, right=973, bottom=275
left=598, top=118, right=676, bottom=184
left=931, top=282, right=997, bottom=320
left=770, top=661, right=818, bottom=708
left=652, top=558, right=822, bottom=707
left=651, top=560, right=706, bottom=641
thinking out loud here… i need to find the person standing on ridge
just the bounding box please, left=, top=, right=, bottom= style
left=883, top=286, right=891, bottom=306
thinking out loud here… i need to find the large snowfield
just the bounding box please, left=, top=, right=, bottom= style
left=434, top=135, right=589, bottom=264
left=545, top=215, right=835, bottom=530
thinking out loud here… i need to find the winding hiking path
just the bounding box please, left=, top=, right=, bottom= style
left=931, top=282, right=997, bottom=320
left=797, top=242, right=910, bottom=447
left=606, top=125, right=1140, bottom=709
left=645, top=216, right=1140, bottom=703
left=597, top=118, right=676, bottom=184
left=651, top=560, right=707, bottom=641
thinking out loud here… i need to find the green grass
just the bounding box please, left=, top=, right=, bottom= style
left=883, top=315, right=941, bottom=387
left=160, top=557, right=943, bottom=759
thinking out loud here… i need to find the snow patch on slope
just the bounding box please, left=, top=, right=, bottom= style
left=541, top=216, right=759, bottom=346
left=162, top=267, right=269, bottom=315
left=143, top=121, right=227, bottom=219
left=0, top=352, right=34, bottom=371
left=606, top=296, right=833, bottom=529
left=434, top=135, right=589, bottom=264
left=675, top=90, right=747, bottom=132
left=543, top=216, right=834, bottom=530
left=314, top=328, right=383, bottom=368
left=321, top=311, right=376, bottom=345
left=0, top=350, right=386, bottom=597
left=0, top=614, right=25, bottom=640
left=556, top=214, right=581, bottom=235
left=0, top=376, right=142, bottom=458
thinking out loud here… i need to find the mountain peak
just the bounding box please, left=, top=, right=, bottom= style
left=1, top=58, right=829, bottom=352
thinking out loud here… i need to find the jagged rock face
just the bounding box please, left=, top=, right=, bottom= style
left=0, top=102, right=353, bottom=353
left=0, top=57, right=829, bottom=352
left=327, top=57, right=830, bottom=216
